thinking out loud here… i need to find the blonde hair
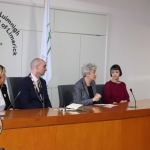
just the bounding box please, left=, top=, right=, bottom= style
left=0, top=65, right=6, bottom=77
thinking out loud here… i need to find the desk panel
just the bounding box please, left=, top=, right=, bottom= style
left=0, top=100, right=150, bottom=150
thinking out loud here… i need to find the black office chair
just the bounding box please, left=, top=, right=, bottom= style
left=58, top=85, right=74, bottom=107
left=96, top=84, right=105, bottom=104
left=7, top=77, right=24, bottom=109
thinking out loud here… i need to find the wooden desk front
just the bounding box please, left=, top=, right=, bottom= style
left=0, top=100, right=150, bottom=150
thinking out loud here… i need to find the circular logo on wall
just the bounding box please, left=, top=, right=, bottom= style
left=0, top=119, right=3, bottom=134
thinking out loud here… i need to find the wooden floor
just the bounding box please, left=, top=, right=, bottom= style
left=0, top=100, right=150, bottom=150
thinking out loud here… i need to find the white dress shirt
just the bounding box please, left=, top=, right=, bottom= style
left=0, top=89, right=6, bottom=111
left=31, top=73, right=39, bottom=92
left=31, top=73, right=44, bottom=106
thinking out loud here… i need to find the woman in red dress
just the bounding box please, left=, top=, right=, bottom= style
left=103, top=64, right=130, bottom=104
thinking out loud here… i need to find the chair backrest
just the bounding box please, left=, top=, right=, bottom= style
left=58, top=85, right=74, bottom=107
left=96, top=84, right=105, bottom=104
left=7, top=77, right=24, bottom=109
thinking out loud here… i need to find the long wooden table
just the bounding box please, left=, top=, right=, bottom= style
left=0, top=100, right=150, bottom=150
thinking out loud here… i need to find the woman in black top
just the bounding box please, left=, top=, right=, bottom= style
left=0, top=65, right=13, bottom=110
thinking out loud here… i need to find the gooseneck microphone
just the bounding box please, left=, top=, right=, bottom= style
left=6, top=91, right=21, bottom=111
left=0, top=91, right=21, bottom=117
left=129, top=88, right=137, bottom=108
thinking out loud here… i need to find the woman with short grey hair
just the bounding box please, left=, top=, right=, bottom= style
left=81, top=63, right=97, bottom=77
left=72, top=63, right=101, bottom=105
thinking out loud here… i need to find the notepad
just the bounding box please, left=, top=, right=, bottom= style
left=66, top=103, right=83, bottom=110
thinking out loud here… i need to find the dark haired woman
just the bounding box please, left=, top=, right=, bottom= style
left=0, top=65, right=13, bottom=110
left=103, top=64, right=130, bottom=104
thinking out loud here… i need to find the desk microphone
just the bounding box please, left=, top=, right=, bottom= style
left=128, top=88, right=137, bottom=108
left=0, top=91, right=21, bottom=117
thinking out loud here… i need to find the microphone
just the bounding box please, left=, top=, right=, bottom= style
left=128, top=88, right=137, bottom=108
left=0, top=91, right=21, bottom=117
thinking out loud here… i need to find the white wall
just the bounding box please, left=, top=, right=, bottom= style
left=0, top=0, right=108, bottom=107
left=51, top=0, right=150, bottom=101
left=0, top=0, right=150, bottom=101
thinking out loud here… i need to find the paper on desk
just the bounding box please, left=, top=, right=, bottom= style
left=94, top=104, right=117, bottom=108
left=66, top=103, right=83, bottom=110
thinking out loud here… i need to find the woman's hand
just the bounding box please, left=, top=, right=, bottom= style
left=93, top=93, right=101, bottom=101
left=120, top=100, right=127, bottom=103
left=113, top=102, right=118, bottom=105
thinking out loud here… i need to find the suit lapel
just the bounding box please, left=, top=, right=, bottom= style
left=39, top=78, right=44, bottom=95
left=28, top=75, right=40, bottom=98
left=82, top=78, right=89, bottom=97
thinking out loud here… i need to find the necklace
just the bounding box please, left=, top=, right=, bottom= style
left=29, top=74, right=45, bottom=108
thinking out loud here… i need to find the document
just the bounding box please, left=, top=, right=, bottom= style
left=94, top=104, right=117, bottom=108
left=66, top=103, right=83, bottom=110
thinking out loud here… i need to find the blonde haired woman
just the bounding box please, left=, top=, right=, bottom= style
left=0, top=65, right=13, bottom=110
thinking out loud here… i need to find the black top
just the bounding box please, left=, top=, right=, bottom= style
left=1, top=84, right=12, bottom=110
left=87, top=86, right=98, bottom=104
left=87, top=86, right=94, bottom=99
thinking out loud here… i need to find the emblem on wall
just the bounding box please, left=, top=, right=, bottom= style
left=0, top=11, right=20, bottom=55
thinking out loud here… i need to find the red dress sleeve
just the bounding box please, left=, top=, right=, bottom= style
left=103, top=82, right=115, bottom=104
left=122, top=82, right=130, bottom=101
left=103, top=81, right=130, bottom=104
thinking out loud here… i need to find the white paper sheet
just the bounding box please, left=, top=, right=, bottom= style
left=66, top=103, right=83, bottom=110
left=94, top=104, right=117, bottom=108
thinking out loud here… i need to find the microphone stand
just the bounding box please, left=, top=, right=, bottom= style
left=62, top=101, right=66, bottom=112
left=0, top=91, right=21, bottom=117
left=128, top=88, right=137, bottom=109
left=131, top=91, right=136, bottom=108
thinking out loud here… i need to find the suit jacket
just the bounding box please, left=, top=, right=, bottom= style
left=72, top=78, right=97, bottom=105
left=1, top=84, right=12, bottom=110
left=18, top=76, right=52, bottom=109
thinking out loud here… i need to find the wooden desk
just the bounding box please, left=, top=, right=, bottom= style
left=0, top=100, right=150, bottom=150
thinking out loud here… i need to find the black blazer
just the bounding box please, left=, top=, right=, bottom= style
left=1, top=84, right=12, bottom=110
left=18, top=76, right=52, bottom=109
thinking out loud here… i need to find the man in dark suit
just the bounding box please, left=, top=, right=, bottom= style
left=19, top=58, right=52, bottom=109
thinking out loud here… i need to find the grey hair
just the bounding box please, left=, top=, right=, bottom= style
left=30, top=58, right=41, bottom=69
left=81, top=63, right=97, bottom=77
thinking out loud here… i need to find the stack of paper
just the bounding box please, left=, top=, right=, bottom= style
left=66, top=103, right=83, bottom=110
